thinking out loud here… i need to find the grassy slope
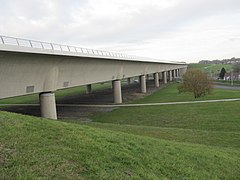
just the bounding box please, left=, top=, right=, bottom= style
left=133, top=83, right=240, bottom=103
left=90, top=84, right=240, bottom=151
left=1, top=82, right=240, bottom=178
left=1, top=111, right=239, bottom=179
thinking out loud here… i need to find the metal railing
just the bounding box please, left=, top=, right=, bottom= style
left=0, top=35, right=138, bottom=60
left=0, top=35, right=186, bottom=64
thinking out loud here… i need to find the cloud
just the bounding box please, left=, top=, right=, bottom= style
left=0, top=0, right=240, bottom=62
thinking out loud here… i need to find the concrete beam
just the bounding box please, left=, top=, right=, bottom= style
left=39, top=92, right=57, bottom=119
left=154, top=73, right=160, bottom=88
left=112, top=80, right=122, bottom=104
left=140, top=75, right=147, bottom=93
left=86, top=84, right=92, bottom=94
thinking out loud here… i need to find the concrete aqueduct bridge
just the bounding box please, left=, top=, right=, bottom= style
left=0, top=35, right=188, bottom=119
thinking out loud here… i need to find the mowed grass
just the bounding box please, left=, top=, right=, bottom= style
left=89, top=83, right=240, bottom=160
left=90, top=101, right=240, bottom=148
left=1, top=82, right=240, bottom=178
left=133, top=83, right=240, bottom=103
left=1, top=111, right=240, bottom=179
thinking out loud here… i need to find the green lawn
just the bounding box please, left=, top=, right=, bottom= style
left=133, top=83, right=240, bottom=103
left=1, top=111, right=239, bottom=179
left=1, top=82, right=240, bottom=178
left=189, top=63, right=233, bottom=74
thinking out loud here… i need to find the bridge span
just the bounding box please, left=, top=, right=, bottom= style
left=0, top=35, right=187, bottom=119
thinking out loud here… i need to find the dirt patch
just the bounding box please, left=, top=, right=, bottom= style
left=3, top=80, right=167, bottom=120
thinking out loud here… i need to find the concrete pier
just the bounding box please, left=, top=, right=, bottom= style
left=176, top=69, right=179, bottom=77
left=140, top=75, right=147, bottom=93
left=39, top=92, right=57, bottom=119
left=173, top=70, right=176, bottom=80
left=86, top=84, right=92, bottom=94
left=169, top=70, right=173, bottom=81
left=127, top=77, right=132, bottom=85
left=163, top=71, right=167, bottom=84
left=154, top=73, right=159, bottom=87
left=112, top=80, right=122, bottom=103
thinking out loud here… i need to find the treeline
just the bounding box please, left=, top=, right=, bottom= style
left=199, top=57, right=240, bottom=65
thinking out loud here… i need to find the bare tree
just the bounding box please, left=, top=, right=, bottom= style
left=178, top=69, right=213, bottom=98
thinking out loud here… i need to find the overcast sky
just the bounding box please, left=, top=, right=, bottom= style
left=1, top=0, right=240, bottom=63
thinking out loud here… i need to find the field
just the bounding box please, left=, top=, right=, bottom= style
left=189, top=63, right=233, bottom=74
left=1, top=83, right=240, bottom=179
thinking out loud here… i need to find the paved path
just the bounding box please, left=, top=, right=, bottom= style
left=1, top=98, right=240, bottom=108
left=215, top=84, right=240, bottom=90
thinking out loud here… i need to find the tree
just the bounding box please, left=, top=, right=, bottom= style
left=233, top=64, right=240, bottom=80
left=178, top=69, right=213, bottom=98
left=233, top=64, right=240, bottom=72
left=219, top=67, right=226, bottom=80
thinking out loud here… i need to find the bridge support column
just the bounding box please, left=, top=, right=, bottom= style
left=154, top=73, right=159, bottom=87
left=86, top=84, right=92, bottom=94
left=159, top=72, right=162, bottom=80
left=140, top=75, right=147, bottom=93
left=163, top=71, right=167, bottom=84
left=169, top=70, right=173, bottom=81
left=127, top=77, right=132, bottom=85
left=113, top=80, right=122, bottom=104
left=173, top=70, right=176, bottom=80
left=39, top=92, right=57, bottom=120
left=176, top=69, right=179, bottom=77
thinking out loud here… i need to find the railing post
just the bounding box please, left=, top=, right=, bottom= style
left=50, top=43, right=54, bottom=50
left=0, top=36, right=4, bottom=44
left=16, top=38, right=20, bottom=46
left=29, top=40, right=33, bottom=47
left=41, top=42, right=44, bottom=49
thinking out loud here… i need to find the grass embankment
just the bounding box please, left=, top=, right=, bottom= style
left=89, top=84, right=240, bottom=152
left=1, top=83, right=240, bottom=178
left=1, top=111, right=240, bottom=179
left=133, top=83, right=240, bottom=103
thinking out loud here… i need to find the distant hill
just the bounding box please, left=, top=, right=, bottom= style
left=199, top=57, right=240, bottom=65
